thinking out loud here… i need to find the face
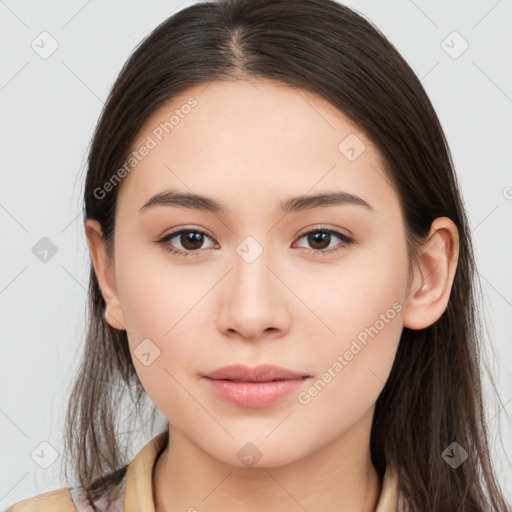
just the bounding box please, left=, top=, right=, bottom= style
left=104, top=79, right=411, bottom=467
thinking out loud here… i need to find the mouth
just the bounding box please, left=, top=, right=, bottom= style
left=201, top=364, right=311, bottom=408
left=203, top=363, right=310, bottom=382
left=205, top=376, right=307, bottom=383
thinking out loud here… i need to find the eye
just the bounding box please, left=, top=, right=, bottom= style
left=157, top=228, right=217, bottom=257
left=293, top=226, right=354, bottom=256
left=156, top=225, right=354, bottom=258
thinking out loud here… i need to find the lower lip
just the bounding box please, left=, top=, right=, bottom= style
left=203, top=377, right=309, bottom=408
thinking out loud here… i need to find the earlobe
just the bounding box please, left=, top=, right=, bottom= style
left=85, top=219, right=126, bottom=331
left=403, top=217, right=459, bottom=330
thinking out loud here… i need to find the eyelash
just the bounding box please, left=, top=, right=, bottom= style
left=157, top=225, right=354, bottom=258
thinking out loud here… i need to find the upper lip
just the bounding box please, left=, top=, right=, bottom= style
left=203, top=364, right=310, bottom=382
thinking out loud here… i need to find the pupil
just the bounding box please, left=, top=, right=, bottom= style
left=309, top=232, right=329, bottom=250
left=182, top=231, right=203, bottom=250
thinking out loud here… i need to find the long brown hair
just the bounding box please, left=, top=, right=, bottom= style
left=62, top=0, right=511, bottom=510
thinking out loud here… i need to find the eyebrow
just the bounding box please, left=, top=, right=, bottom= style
left=138, top=189, right=373, bottom=215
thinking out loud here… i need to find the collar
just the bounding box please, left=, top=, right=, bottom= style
left=123, top=432, right=400, bottom=512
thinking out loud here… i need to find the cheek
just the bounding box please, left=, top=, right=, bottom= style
left=293, top=235, right=407, bottom=398
left=114, top=232, right=191, bottom=336
left=113, top=234, right=211, bottom=383
left=293, top=231, right=407, bottom=334
left=114, top=251, right=201, bottom=421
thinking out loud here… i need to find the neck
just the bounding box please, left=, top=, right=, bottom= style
left=153, top=409, right=382, bottom=512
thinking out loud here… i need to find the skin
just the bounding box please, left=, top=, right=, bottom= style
left=86, top=79, right=459, bottom=512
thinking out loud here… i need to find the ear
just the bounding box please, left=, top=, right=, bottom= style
left=403, top=217, right=459, bottom=330
left=85, top=219, right=126, bottom=330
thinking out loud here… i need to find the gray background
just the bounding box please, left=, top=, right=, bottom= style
left=1, top=0, right=511, bottom=507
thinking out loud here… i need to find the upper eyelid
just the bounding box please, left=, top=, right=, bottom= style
left=295, top=226, right=352, bottom=240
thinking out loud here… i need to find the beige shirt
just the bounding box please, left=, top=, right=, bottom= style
left=6, top=432, right=404, bottom=511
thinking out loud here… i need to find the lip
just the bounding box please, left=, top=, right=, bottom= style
left=201, top=364, right=311, bottom=408
left=203, top=364, right=310, bottom=382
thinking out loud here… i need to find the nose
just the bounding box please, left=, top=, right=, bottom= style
left=216, top=241, right=292, bottom=342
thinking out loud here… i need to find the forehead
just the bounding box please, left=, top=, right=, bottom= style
left=118, top=79, right=393, bottom=216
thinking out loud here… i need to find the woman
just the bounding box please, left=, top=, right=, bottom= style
left=7, top=0, right=510, bottom=511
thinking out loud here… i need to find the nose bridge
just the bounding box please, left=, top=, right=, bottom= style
left=217, top=233, right=290, bottom=338
left=232, top=234, right=277, bottom=304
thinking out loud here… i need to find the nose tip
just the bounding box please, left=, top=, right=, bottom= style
left=217, top=254, right=292, bottom=341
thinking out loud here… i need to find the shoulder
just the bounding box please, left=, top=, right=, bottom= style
left=5, top=487, right=76, bottom=512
